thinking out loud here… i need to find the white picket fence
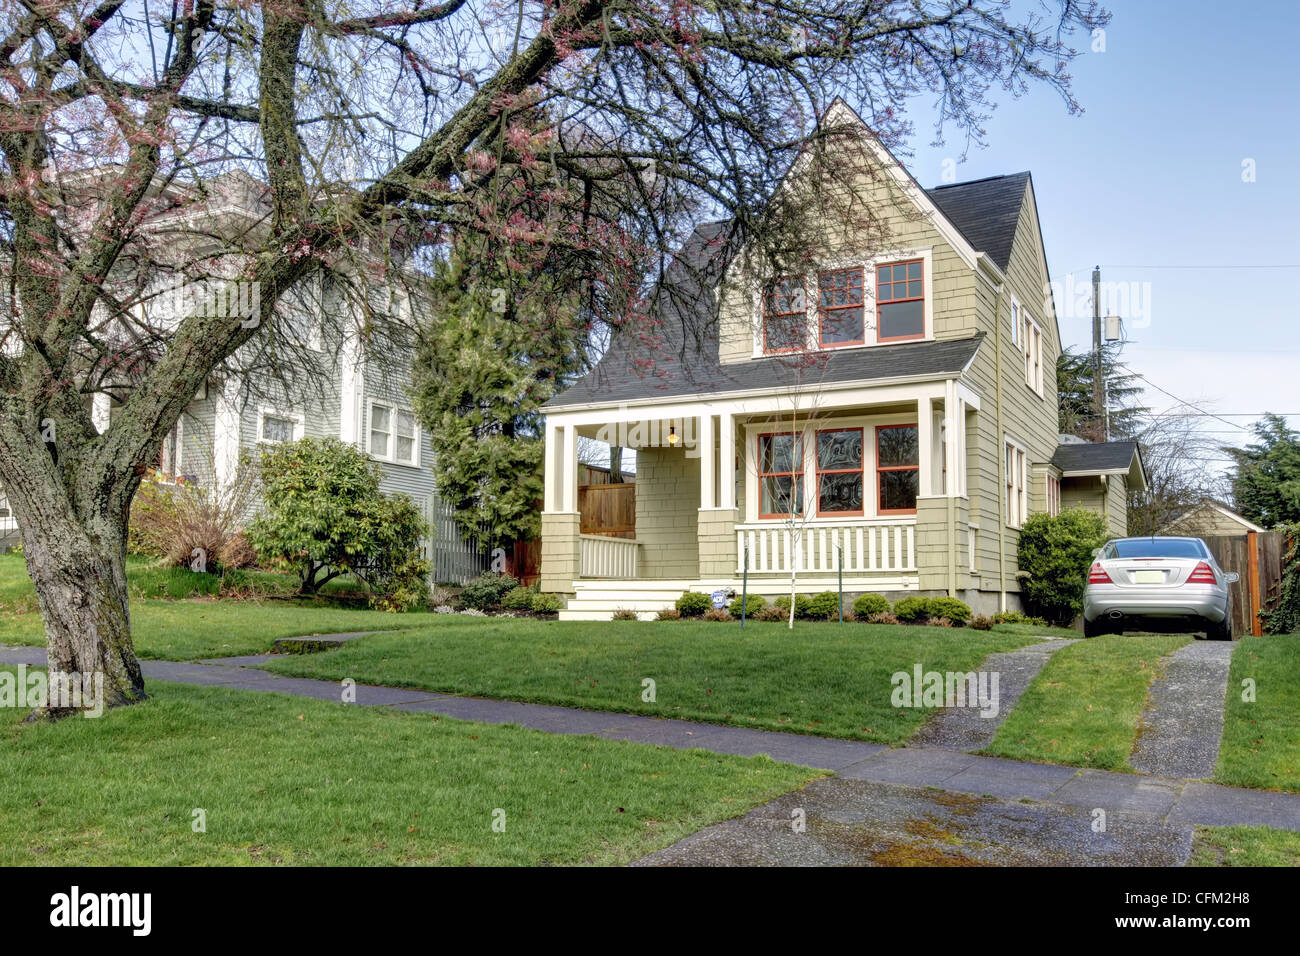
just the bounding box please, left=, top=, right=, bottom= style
left=422, top=495, right=492, bottom=584
left=579, top=534, right=639, bottom=578
left=736, top=519, right=916, bottom=574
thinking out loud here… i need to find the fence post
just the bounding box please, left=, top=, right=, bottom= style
left=1248, top=529, right=1263, bottom=637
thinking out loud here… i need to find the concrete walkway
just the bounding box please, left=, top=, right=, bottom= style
left=3, top=643, right=1297, bottom=838
left=1130, top=641, right=1235, bottom=779
left=909, top=637, right=1078, bottom=751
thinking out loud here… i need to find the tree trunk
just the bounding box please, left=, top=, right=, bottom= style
left=18, top=513, right=145, bottom=719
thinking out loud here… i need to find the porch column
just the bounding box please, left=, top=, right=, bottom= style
left=698, top=412, right=715, bottom=509
left=91, top=392, right=112, bottom=435
left=539, top=419, right=581, bottom=595
left=697, top=410, right=739, bottom=581
left=719, top=411, right=736, bottom=510
left=916, top=396, right=934, bottom=495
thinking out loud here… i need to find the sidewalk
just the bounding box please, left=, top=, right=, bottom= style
left=2, top=644, right=1297, bottom=833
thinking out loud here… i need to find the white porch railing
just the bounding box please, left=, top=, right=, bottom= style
left=580, top=534, right=639, bottom=578
left=736, top=520, right=916, bottom=574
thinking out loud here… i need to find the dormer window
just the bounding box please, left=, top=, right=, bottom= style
left=876, top=259, right=925, bottom=342
left=762, top=277, right=807, bottom=353
left=818, top=267, right=865, bottom=347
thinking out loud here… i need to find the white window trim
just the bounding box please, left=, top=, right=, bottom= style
left=367, top=400, right=421, bottom=467
left=751, top=247, right=935, bottom=358
left=1010, top=295, right=1021, bottom=347
left=1004, top=436, right=1029, bottom=529
left=258, top=406, right=305, bottom=444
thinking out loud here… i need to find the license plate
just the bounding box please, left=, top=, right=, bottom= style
left=1134, top=570, right=1165, bottom=584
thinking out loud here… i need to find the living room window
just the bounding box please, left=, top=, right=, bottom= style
left=1047, top=474, right=1062, bottom=517
left=758, top=432, right=804, bottom=517
left=876, top=259, right=925, bottom=342
left=369, top=401, right=419, bottom=466
left=762, top=277, right=807, bottom=353
left=817, top=267, right=865, bottom=348
left=876, top=424, right=920, bottom=514
left=816, top=428, right=864, bottom=516
left=258, top=407, right=303, bottom=444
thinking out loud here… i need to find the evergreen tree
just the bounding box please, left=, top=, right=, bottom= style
left=1227, top=414, right=1300, bottom=528
left=412, top=254, right=587, bottom=551
left=1057, top=342, right=1146, bottom=441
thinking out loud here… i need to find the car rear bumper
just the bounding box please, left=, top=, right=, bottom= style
left=1083, top=586, right=1228, bottom=623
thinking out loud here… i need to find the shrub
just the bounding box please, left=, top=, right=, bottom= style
left=611, top=608, right=639, bottom=621
left=926, top=617, right=954, bottom=628
left=1017, top=508, right=1109, bottom=627
left=866, top=612, right=900, bottom=626
left=852, top=593, right=891, bottom=619
left=892, top=595, right=931, bottom=623
left=502, top=586, right=536, bottom=611
left=676, top=592, right=712, bottom=617
left=775, top=593, right=813, bottom=619
left=248, top=438, right=430, bottom=609
left=529, top=592, right=562, bottom=614
left=1262, top=524, right=1300, bottom=635
left=702, top=608, right=734, bottom=622
left=459, top=572, right=521, bottom=611
left=970, top=614, right=994, bottom=631
left=727, top=593, right=766, bottom=619
left=805, top=591, right=841, bottom=620
left=927, top=596, right=972, bottom=626
left=129, top=453, right=259, bottom=571
left=993, top=610, right=1048, bottom=627
left=753, top=605, right=787, bottom=622
left=655, top=607, right=682, bottom=621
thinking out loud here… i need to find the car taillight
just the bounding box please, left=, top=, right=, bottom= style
left=1188, top=561, right=1217, bottom=585
left=1088, top=563, right=1112, bottom=584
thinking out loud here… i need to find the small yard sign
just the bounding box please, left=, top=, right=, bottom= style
left=710, top=590, right=727, bottom=609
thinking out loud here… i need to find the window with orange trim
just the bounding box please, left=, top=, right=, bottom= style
left=816, top=428, right=864, bottom=515
left=817, top=267, right=864, bottom=347
left=763, top=277, right=807, bottom=353
left=758, top=432, right=804, bottom=517
left=875, top=260, right=924, bottom=342
left=876, top=424, right=919, bottom=514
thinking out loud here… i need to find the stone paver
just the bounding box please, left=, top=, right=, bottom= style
left=3, top=642, right=1297, bottom=837
left=909, top=637, right=1078, bottom=751
left=1130, top=640, right=1234, bottom=778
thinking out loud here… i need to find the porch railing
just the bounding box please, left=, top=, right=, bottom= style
left=736, top=519, right=916, bottom=574
left=579, top=533, right=639, bottom=578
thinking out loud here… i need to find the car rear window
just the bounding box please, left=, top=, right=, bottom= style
left=1105, top=539, right=1207, bottom=559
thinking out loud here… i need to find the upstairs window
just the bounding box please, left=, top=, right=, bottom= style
left=763, top=277, right=807, bottom=353
left=816, top=428, right=864, bottom=516
left=1023, top=314, right=1044, bottom=396
left=369, top=402, right=419, bottom=466
left=876, top=260, right=925, bottom=342
left=817, top=267, right=865, bottom=348
left=758, top=432, right=804, bottom=517
left=876, top=424, right=920, bottom=514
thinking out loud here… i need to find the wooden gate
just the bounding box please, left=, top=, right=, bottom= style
left=579, top=483, right=635, bottom=539
left=1203, top=531, right=1285, bottom=637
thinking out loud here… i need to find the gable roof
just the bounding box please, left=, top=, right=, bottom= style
left=1051, top=439, right=1147, bottom=492
left=1159, top=500, right=1266, bottom=535
left=925, top=173, right=1030, bottom=272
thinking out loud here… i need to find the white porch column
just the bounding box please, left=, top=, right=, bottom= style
left=944, top=380, right=960, bottom=499
left=562, top=423, right=578, bottom=513
left=543, top=422, right=560, bottom=512
left=916, top=396, right=934, bottom=496
left=90, top=392, right=112, bottom=434
left=719, top=411, right=736, bottom=510
left=213, top=377, right=241, bottom=492
left=698, top=412, right=715, bottom=509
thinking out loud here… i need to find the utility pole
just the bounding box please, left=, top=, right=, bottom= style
left=1092, top=265, right=1105, bottom=441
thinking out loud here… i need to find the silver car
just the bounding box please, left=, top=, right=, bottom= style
left=1082, top=536, right=1238, bottom=640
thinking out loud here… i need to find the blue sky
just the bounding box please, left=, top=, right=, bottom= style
left=899, top=1, right=1299, bottom=463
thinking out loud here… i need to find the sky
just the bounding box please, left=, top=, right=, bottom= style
left=898, top=0, right=1300, bottom=470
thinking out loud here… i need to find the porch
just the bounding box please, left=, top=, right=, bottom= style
left=542, top=378, right=982, bottom=616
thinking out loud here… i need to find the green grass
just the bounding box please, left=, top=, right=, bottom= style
left=983, top=633, right=1190, bottom=771
left=1216, top=635, right=1300, bottom=793
left=1190, top=826, right=1300, bottom=867
left=259, top=618, right=1037, bottom=744
left=0, top=670, right=817, bottom=865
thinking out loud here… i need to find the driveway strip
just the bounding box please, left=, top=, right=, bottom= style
left=1130, top=641, right=1234, bottom=778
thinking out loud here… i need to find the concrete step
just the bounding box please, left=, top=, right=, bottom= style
left=563, top=599, right=683, bottom=612
left=558, top=609, right=660, bottom=622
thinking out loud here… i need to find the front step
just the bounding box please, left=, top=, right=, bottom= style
left=560, top=581, right=694, bottom=622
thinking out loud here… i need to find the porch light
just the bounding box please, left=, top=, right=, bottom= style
left=667, top=425, right=679, bottom=446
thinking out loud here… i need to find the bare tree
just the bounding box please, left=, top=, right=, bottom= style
left=1128, top=405, right=1233, bottom=536
left=0, top=0, right=1105, bottom=715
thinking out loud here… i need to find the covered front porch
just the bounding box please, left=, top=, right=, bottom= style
left=541, top=378, right=981, bottom=616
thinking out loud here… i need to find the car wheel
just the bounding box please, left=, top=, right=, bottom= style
left=1206, top=617, right=1232, bottom=641
left=1083, top=617, right=1107, bottom=638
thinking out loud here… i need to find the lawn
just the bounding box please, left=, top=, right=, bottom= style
left=0, top=670, right=817, bottom=866
left=1190, top=826, right=1300, bottom=867
left=982, top=633, right=1190, bottom=771
left=1216, top=634, right=1300, bottom=793
left=259, top=618, right=1039, bottom=744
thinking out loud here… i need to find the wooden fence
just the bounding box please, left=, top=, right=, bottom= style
left=1203, top=530, right=1286, bottom=637
left=579, top=483, right=635, bottom=539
